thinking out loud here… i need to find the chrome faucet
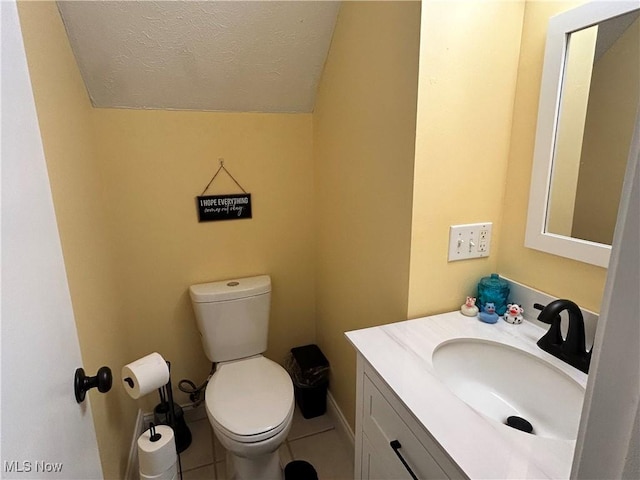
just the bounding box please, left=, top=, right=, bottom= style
left=534, top=299, right=591, bottom=374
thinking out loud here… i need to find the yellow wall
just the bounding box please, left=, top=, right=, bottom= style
left=18, top=1, right=621, bottom=472
left=496, top=1, right=607, bottom=312
left=547, top=25, right=597, bottom=237
left=91, top=109, right=316, bottom=413
left=313, top=1, right=421, bottom=429
left=19, top=2, right=316, bottom=476
left=572, top=17, right=640, bottom=245
left=17, top=2, right=138, bottom=478
left=407, top=0, right=525, bottom=318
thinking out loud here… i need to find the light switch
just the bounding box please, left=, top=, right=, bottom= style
left=448, top=222, right=492, bottom=261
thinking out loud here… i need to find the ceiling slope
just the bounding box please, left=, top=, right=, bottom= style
left=57, top=1, right=340, bottom=112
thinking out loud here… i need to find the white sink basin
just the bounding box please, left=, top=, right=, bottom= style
left=432, top=338, right=585, bottom=440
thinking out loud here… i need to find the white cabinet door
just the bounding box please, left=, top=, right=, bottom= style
left=362, top=375, right=449, bottom=479
left=361, top=434, right=404, bottom=480
left=1, top=2, right=103, bottom=477
left=354, top=355, right=466, bottom=480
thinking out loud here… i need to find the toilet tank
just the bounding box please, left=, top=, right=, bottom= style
left=189, top=275, right=271, bottom=363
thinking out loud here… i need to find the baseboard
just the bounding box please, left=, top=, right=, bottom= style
left=124, top=409, right=145, bottom=480
left=326, top=390, right=355, bottom=448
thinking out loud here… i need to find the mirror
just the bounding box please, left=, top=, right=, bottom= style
left=526, top=2, right=640, bottom=268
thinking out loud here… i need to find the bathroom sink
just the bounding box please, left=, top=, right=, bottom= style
left=432, top=338, right=585, bottom=440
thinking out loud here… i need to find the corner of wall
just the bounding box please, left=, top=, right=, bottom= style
left=313, top=1, right=421, bottom=429
left=17, top=3, right=139, bottom=477
left=494, top=0, right=607, bottom=313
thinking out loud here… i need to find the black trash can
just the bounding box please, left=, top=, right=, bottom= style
left=287, top=344, right=330, bottom=419
left=284, top=460, right=318, bottom=480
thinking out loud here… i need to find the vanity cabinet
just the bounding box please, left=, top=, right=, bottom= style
left=354, top=354, right=466, bottom=480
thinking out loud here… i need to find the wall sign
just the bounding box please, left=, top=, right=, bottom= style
left=197, top=159, right=252, bottom=222
left=197, top=194, right=252, bottom=222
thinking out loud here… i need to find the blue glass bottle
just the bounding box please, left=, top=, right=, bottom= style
left=477, top=274, right=510, bottom=316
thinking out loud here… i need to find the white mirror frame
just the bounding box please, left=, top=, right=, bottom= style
left=525, top=1, right=639, bottom=269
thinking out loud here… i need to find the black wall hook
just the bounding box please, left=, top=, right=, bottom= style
left=74, top=366, right=112, bottom=403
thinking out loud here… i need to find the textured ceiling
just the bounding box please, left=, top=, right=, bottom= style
left=57, top=1, right=340, bottom=112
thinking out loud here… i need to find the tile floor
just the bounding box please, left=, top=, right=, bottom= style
left=178, top=404, right=354, bottom=480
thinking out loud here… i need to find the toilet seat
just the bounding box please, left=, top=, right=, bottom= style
left=206, top=355, right=294, bottom=443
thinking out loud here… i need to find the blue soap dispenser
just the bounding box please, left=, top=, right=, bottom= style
left=477, top=273, right=510, bottom=316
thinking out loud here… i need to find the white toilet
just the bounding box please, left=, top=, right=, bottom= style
left=189, top=275, right=294, bottom=480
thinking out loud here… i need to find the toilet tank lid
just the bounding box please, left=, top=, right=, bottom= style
left=190, top=275, right=271, bottom=303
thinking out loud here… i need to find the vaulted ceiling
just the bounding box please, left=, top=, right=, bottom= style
left=57, top=1, right=340, bottom=113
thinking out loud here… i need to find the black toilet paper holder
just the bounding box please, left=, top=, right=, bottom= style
left=74, top=366, right=112, bottom=403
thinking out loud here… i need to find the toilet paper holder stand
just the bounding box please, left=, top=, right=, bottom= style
left=152, top=362, right=192, bottom=454
left=74, top=366, right=113, bottom=403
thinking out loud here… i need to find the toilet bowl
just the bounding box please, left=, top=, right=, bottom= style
left=190, top=276, right=294, bottom=479
left=205, top=355, right=294, bottom=480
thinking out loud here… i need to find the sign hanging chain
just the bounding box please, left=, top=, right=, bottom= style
left=200, top=158, right=247, bottom=196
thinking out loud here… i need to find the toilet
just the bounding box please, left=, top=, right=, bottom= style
left=189, top=275, right=294, bottom=480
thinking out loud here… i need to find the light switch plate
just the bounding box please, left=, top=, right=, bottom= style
left=448, top=222, right=492, bottom=261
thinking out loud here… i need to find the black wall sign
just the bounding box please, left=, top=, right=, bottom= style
left=197, top=194, right=252, bottom=222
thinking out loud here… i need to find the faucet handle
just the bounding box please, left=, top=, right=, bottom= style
left=533, top=303, right=555, bottom=324
left=533, top=303, right=545, bottom=311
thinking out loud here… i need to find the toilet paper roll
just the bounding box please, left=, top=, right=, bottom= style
left=122, top=352, right=170, bottom=399
left=137, top=425, right=177, bottom=478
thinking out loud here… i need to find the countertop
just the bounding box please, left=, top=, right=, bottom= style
left=346, top=311, right=588, bottom=479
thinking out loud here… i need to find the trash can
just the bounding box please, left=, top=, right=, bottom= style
left=284, top=460, right=318, bottom=480
left=287, top=344, right=330, bottom=419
